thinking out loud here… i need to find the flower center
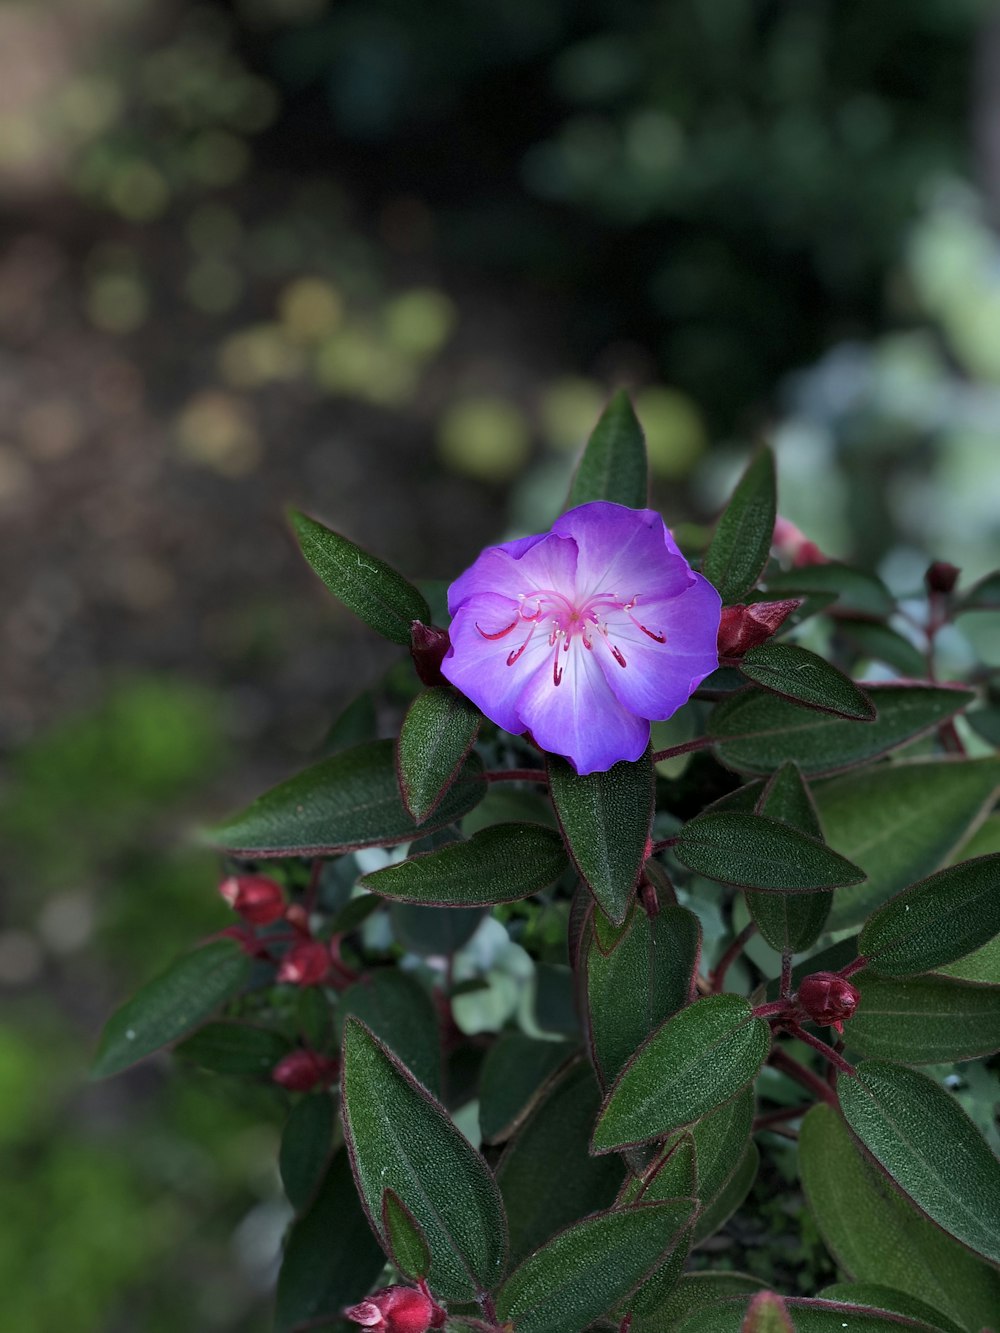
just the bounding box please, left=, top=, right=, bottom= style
left=476, top=588, right=666, bottom=686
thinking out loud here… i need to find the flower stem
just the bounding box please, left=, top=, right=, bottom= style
left=650, top=736, right=713, bottom=764
left=768, top=1046, right=837, bottom=1108
left=710, top=922, right=757, bottom=992
left=483, top=768, right=547, bottom=784
left=753, top=1104, right=811, bottom=1132
left=788, top=1023, right=856, bottom=1076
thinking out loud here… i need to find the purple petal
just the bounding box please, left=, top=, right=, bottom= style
left=551, top=501, right=690, bottom=602
left=441, top=592, right=552, bottom=734
left=447, top=532, right=577, bottom=614
left=594, top=573, right=721, bottom=719
left=515, top=638, right=650, bottom=774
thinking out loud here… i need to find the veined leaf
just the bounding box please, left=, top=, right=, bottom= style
left=567, top=390, right=648, bottom=509
left=818, top=1284, right=963, bottom=1333
left=337, top=969, right=441, bottom=1095
left=702, top=449, right=776, bottom=604
left=396, top=686, right=481, bottom=823
left=676, top=1297, right=944, bottom=1331
left=674, top=811, right=865, bottom=891
left=746, top=762, right=832, bottom=952
left=740, top=643, right=876, bottom=720
left=382, top=1189, right=431, bottom=1280
left=848, top=973, right=1000, bottom=1064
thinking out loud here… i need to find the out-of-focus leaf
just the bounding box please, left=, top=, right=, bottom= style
left=740, top=643, right=876, bottom=720
left=702, top=449, right=776, bottom=604
left=764, top=563, right=895, bottom=619
left=838, top=1061, right=1000, bottom=1267
left=391, top=902, right=486, bottom=956
left=548, top=749, right=654, bottom=925
left=323, top=690, right=377, bottom=754
left=838, top=621, right=927, bottom=678
left=280, top=1094, right=334, bottom=1214
left=957, top=569, right=1000, bottom=614
left=340, top=1020, right=507, bottom=1301
left=800, top=1104, right=1000, bottom=1332
left=848, top=973, right=1000, bottom=1063
left=92, top=940, right=249, bottom=1079
left=206, top=740, right=485, bottom=857
left=674, top=812, right=865, bottom=891
left=290, top=508, right=430, bottom=644
left=567, top=390, right=648, bottom=509
left=174, top=1022, right=291, bottom=1076
left=746, top=763, right=832, bottom=952
left=479, top=1034, right=573, bottom=1144
left=361, top=823, right=567, bottom=905
left=397, top=686, right=481, bottom=823
left=338, top=969, right=441, bottom=1095
left=711, top=684, right=974, bottom=778
left=815, top=758, right=1000, bottom=929
left=592, top=996, right=769, bottom=1152
left=859, top=854, right=1000, bottom=977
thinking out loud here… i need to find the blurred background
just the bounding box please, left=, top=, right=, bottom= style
left=2, top=1, right=1000, bottom=1329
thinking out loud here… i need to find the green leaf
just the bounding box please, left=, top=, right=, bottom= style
left=957, top=569, right=1000, bottom=614
left=206, top=739, right=486, bottom=857
left=936, top=931, right=1000, bottom=985
left=838, top=1060, right=1000, bottom=1267
left=692, top=1139, right=759, bottom=1244
left=848, top=973, right=1000, bottom=1064
left=338, top=968, right=442, bottom=1095
left=397, top=686, right=481, bottom=823
left=799, top=1103, right=1000, bottom=1332
left=746, top=763, right=832, bottom=952
left=390, top=902, right=486, bottom=956
left=341, top=1019, right=507, bottom=1301
left=174, top=1021, right=290, bottom=1076
left=740, top=643, right=876, bottom=720
left=497, top=1059, right=624, bottom=1264
left=290, top=508, right=431, bottom=645
left=382, top=1188, right=431, bottom=1280
left=548, top=749, right=654, bottom=925
left=592, top=996, right=770, bottom=1152
left=815, top=758, right=1000, bottom=930
left=674, top=812, right=865, bottom=891
left=676, top=1298, right=944, bottom=1332
left=274, top=1149, right=386, bottom=1333
left=838, top=621, right=927, bottom=679
left=859, top=854, right=1000, bottom=977
left=361, top=822, right=568, bottom=906
left=764, top=563, right=895, bottom=619
left=92, top=940, right=249, bottom=1079
left=495, top=1200, right=695, bottom=1333
left=710, top=684, right=975, bottom=778
left=638, top=1274, right=766, bottom=1333
left=702, top=449, right=776, bottom=603
left=818, top=1285, right=964, bottom=1333
left=567, top=390, right=648, bottom=509
left=586, top=902, right=701, bottom=1084
left=479, top=1034, right=573, bottom=1144
left=280, top=1094, right=334, bottom=1213
left=322, top=689, right=377, bottom=754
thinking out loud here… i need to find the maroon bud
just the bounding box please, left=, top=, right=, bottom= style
left=344, top=1286, right=441, bottom=1333
left=219, top=874, right=286, bottom=925
left=276, top=938, right=331, bottom=986
left=272, top=1048, right=339, bottom=1091
left=772, top=516, right=827, bottom=568
left=796, top=971, right=860, bottom=1034
left=717, top=599, right=803, bottom=658
left=410, top=621, right=451, bottom=687
left=925, top=561, right=960, bottom=595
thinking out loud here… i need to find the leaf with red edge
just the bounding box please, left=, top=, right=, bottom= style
left=396, top=686, right=481, bottom=824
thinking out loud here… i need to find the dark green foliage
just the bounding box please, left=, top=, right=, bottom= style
left=567, top=390, right=648, bottom=509
left=702, top=449, right=776, bottom=603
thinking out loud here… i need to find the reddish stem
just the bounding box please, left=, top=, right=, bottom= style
left=838, top=955, right=868, bottom=980
left=768, top=1047, right=837, bottom=1108
left=650, top=736, right=713, bottom=764
left=754, top=999, right=793, bottom=1019
left=788, top=1023, right=857, bottom=1076
left=484, top=768, right=547, bottom=784
left=753, top=1104, right=811, bottom=1132
left=710, top=922, right=757, bottom=992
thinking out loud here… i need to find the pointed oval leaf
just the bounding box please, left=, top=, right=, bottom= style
left=746, top=763, right=832, bottom=951
left=702, top=449, right=776, bottom=604
left=206, top=739, right=486, bottom=857
left=838, top=1060, right=1000, bottom=1267
left=479, top=1034, right=573, bottom=1145
left=567, top=390, right=648, bottom=509
left=674, top=812, right=865, bottom=892
left=692, top=1139, right=759, bottom=1244
left=646, top=1273, right=767, bottom=1332
left=592, top=996, right=770, bottom=1153
left=274, top=1149, right=386, bottom=1333
left=174, top=1021, right=291, bottom=1076
left=495, top=1200, right=695, bottom=1333
left=859, top=854, right=1000, bottom=977
left=815, top=758, right=1000, bottom=930
left=280, top=1093, right=334, bottom=1214
left=92, top=940, right=250, bottom=1079
left=497, top=1059, right=624, bottom=1265
left=548, top=749, right=654, bottom=925
left=819, top=1285, right=964, bottom=1333
left=361, top=822, right=568, bottom=906
left=710, top=684, right=975, bottom=777
left=839, top=620, right=927, bottom=678
left=290, top=508, right=430, bottom=644
left=848, top=973, right=1000, bottom=1064
left=740, top=643, right=876, bottom=720
left=341, top=1019, right=508, bottom=1300
left=382, top=1188, right=432, bottom=1280
left=397, top=686, right=482, bottom=823
left=800, top=1103, right=1000, bottom=1332
left=338, top=968, right=442, bottom=1095
left=676, top=1297, right=943, bottom=1332
left=763, top=563, right=895, bottom=619
left=587, top=902, right=701, bottom=1084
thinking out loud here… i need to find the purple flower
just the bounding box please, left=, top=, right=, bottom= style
left=441, top=501, right=721, bottom=774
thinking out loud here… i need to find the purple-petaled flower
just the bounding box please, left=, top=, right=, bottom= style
left=441, top=501, right=721, bottom=774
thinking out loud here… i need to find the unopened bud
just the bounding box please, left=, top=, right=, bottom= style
left=276, top=939, right=330, bottom=986
left=796, top=971, right=860, bottom=1034
left=219, top=874, right=286, bottom=925
left=741, top=1290, right=795, bottom=1332
left=773, top=516, right=827, bottom=568
left=344, top=1285, right=443, bottom=1333
left=925, top=561, right=960, bottom=595
left=410, top=622, right=451, bottom=687
left=272, top=1048, right=339, bottom=1091
left=717, top=599, right=802, bottom=658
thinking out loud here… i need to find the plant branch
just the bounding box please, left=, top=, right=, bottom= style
left=788, top=1023, right=856, bottom=1076
left=768, top=1046, right=837, bottom=1108
left=710, top=922, right=757, bottom=992
left=650, top=735, right=713, bottom=764
left=484, top=768, right=547, bottom=784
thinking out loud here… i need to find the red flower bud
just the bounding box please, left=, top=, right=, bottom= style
left=271, top=1049, right=339, bottom=1091
left=717, top=599, right=802, bottom=657
left=410, top=622, right=451, bottom=687
left=772, top=516, right=827, bottom=568
left=219, top=874, right=286, bottom=925
left=796, top=971, right=860, bottom=1034
left=276, top=939, right=331, bottom=986
left=345, top=1286, right=443, bottom=1333
left=925, top=561, right=960, bottom=595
